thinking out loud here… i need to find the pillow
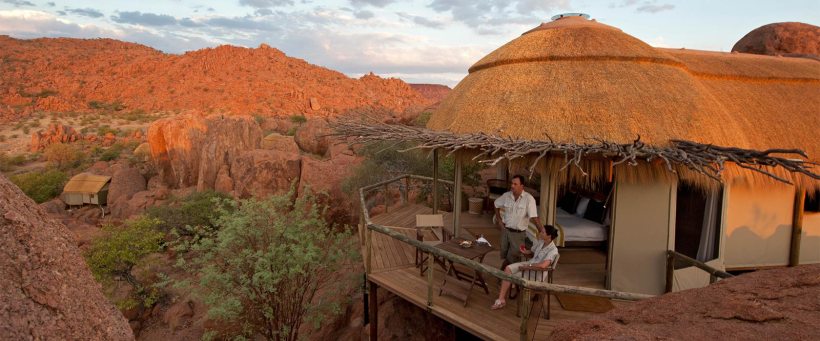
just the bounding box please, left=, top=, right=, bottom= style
left=583, top=199, right=606, bottom=224
left=557, top=192, right=578, bottom=214
left=575, top=197, right=591, bottom=217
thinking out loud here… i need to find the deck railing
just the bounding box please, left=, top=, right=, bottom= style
left=665, top=250, right=733, bottom=293
left=359, top=174, right=653, bottom=341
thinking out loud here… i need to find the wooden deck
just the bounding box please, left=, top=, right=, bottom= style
left=365, top=204, right=626, bottom=340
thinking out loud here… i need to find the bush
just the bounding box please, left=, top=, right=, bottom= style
left=147, top=190, right=233, bottom=234
left=85, top=216, right=165, bottom=309
left=290, top=114, right=307, bottom=124
left=254, top=114, right=266, bottom=125
left=0, top=152, right=27, bottom=172
left=9, top=169, right=67, bottom=203
left=176, top=190, right=359, bottom=340
left=43, top=143, right=84, bottom=170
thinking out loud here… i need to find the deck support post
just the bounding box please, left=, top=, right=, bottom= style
left=519, top=288, right=531, bottom=341
left=365, top=224, right=372, bottom=274
left=665, top=251, right=675, bottom=293
left=453, top=152, right=463, bottom=238
left=369, top=281, right=378, bottom=341
left=433, top=149, right=439, bottom=214
left=790, top=187, right=805, bottom=267
left=426, top=252, right=434, bottom=311
left=403, top=176, right=410, bottom=205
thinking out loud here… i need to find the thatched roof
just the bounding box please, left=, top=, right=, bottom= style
left=63, top=173, right=111, bottom=194
left=337, top=15, right=819, bottom=190
left=427, top=16, right=819, bottom=160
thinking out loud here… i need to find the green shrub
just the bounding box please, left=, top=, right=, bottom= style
left=43, top=143, right=84, bottom=170
left=176, top=190, right=359, bottom=340
left=99, top=148, right=121, bottom=161
left=148, top=190, right=233, bottom=235
left=290, top=114, right=307, bottom=124
left=96, top=125, right=119, bottom=136
left=88, top=101, right=126, bottom=111
left=414, top=111, right=433, bottom=126
left=0, top=152, right=27, bottom=172
left=85, top=216, right=165, bottom=309
left=253, top=114, right=265, bottom=125
left=9, top=169, right=67, bottom=203
left=286, top=126, right=298, bottom=136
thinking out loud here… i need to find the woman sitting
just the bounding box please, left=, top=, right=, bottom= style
left=491, top=225, right=559, bottom=310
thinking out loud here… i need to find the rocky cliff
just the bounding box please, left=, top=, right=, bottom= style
left=0, top=174, right=134, bottom=340
left=732, top=22, right=820, bottom=58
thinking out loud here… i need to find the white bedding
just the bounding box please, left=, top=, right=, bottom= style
left=556, top=208, right=609, bottom=242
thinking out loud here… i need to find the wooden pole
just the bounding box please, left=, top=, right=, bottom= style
left=790, top=188, right=805, bottom=267
left=368, top=281, right=378, bottom=341
left=365, top=223, right=372, bottom=274
left=383, top=184, right=389, bottom=213
left=519, top=288, right=531, bottom=341
left=427, top=252, right=434, bottom=311
left=403, top=176, right=410, bottom=205
left=665, top=251, right=675, bottom=293
left=453, top=152, right=463, bottom=239
left=666, top=250, right=733, bottom=279
left=433, top=149, right=439, bottom=214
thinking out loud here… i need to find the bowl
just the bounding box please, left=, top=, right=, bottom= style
left=459, top=240, right=473, bottom=248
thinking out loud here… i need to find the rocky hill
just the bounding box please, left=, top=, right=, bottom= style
left=0, top=173, right=133, bottom=340
left=0, top=35, right=433, bottom=123
left=732, top=22, right=820, bottom=58
left=409, top=83, right=451, bottom=103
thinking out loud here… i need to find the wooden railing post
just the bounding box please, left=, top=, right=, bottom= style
left=519, top=288, right=531, bottom=341
left=366, top=225, right=372, bottom=274
left=384, top=184, right=389, bottom=213
left=427, top=252, right=434, bottom=311
left=790, top=187, right=805, bottom=267
left=665, top=251, right=675, bottom=293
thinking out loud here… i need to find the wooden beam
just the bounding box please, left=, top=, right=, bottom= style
left=427, top=252, right=434, bottom=311
left=453, top=152, right=463, bottom=238
left=790, top=188, right=805, bottom=267
left=666, top=250, right=733, bottom=279
left=519, top=288, right=531, bottom=341
left=369, top=281, right=378, bottom=341
left=433, top=149, right=439, bottom=214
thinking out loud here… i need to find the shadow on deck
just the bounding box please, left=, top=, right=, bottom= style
left=364, top=203, right=625, bottom=340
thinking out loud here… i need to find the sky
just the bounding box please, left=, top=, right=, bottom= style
left=0, top=1, right=817, bottom=86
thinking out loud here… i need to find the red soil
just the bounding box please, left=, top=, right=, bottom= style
left=0, top=36, right=434, bottom=123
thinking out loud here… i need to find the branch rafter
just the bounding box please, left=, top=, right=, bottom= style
left=332, top=120, right=819, bottom=185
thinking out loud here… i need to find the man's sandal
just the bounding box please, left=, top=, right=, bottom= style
left=491, top=299, right=506, bottom=310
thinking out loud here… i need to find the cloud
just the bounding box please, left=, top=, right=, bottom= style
left=112, top=11, right=178, bottom=26
left=428, top=0, right=569, bottom=33
left=63, top=8, right=104, bottom=18
left=397, top=12, right=446, bottom=29
left=239, top=0, right=294, bottom=8
left=613, top=0, right=675, bottom=14
left=46, top=1, right=55, bottom=6
left=354, top=10, right=374, bottom=20
left=2, top=0, right=34, bottom=7
left=349, top=0, right=397, bottom=8
left=636, top=3, right=674, bottom=13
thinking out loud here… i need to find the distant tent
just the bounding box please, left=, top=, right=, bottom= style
left=61, top=173, right=111, bottom=206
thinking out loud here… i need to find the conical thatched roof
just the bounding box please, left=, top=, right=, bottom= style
left=427, top=16, right=820, bottom=161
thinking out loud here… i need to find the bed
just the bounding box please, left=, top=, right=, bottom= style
left=556, top=208, right=609, bottom=244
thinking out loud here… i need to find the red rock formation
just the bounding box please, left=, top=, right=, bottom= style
left=29, top=123, right=83, bottom=152
left=732, top=22, right=820, bottom=58
left=230, top=149, right=301, bottom=198
left=551, top=264, right=820, bottom=340
left=294, top=118, right=331, bottom=157
left=0, top=174, right=134, bottom=340
left=409, top=84, right=451, bottom=103
left=0, top=36, right=432, bottom=123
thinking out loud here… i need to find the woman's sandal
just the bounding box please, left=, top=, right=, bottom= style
left=491, top=299, right=506, bottom=310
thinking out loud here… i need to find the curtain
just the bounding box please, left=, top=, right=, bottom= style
left=696, top=186, right=721, bottom=261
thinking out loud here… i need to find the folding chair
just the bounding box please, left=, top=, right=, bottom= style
left=415, top=214, right=446, bottom=276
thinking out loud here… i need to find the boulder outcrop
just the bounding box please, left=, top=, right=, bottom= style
left=550, top=264, right=820, bottom=340
left=0, top=174, right=133, bottom=340
left=30, top=124, right=83, bottom=152
left=732, top=22, right=820, bottom=58
left=294, top=118, right=331, bottom=157
left=230, top=149, right=301, bottom=198
left=108, top=166, right=147, bottom=219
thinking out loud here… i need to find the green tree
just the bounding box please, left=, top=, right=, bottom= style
left=179, top=190, right=359, bottom=341
left=85, top=217, right=165, bottom=309
left=147, top=190, right=232, bottom=234
left=43, top=143, right=83, bottom=170
left=9, top=169, right=67, bottom=203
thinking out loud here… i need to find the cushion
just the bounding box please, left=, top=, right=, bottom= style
left=575, top=197, right=591, bottom=217
left=583, top=199, right=606, bottom=224
left=557, top=192, right=579, bottom=214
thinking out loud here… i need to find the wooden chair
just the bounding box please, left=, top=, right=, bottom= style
left=516, top=254, right=560, bottom=319
left=415, top=214, right=446, bottom=276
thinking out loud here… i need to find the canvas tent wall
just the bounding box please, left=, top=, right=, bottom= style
left=61, top=173, right=111, bottom=205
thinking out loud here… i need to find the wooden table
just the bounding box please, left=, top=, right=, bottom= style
left=436, top=238, right=493, bottom=307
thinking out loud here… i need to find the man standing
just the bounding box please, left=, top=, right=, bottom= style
left=494, top=175, right=545, bottom=270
